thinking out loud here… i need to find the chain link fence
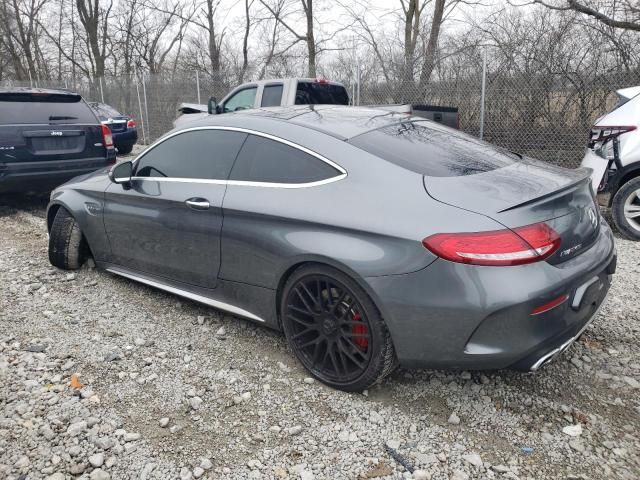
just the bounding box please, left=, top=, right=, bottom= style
left=3, top=69, right=640, bottom=169
left=353, top=70, right=640, bottom=168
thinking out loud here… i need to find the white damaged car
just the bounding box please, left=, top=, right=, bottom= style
left=582, top=86, right=640, bottom=240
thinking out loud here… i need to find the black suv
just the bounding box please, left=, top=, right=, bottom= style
left=0, top=88, right=116, bottom=193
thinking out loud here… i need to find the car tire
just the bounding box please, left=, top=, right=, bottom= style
left=117, top=144, right=133, bottom=155
left=611, top=176, right=640, bottom=241
left=48, top=207, right=88, bottom=270
left=280, top=264, right=397, bottom=392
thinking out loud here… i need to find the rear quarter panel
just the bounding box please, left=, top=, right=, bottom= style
left=218, top=119, right=504, bottom=290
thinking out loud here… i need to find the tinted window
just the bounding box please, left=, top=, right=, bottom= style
left=261, top=84, right=283, bottom=107
left=90, top=103, right=121, bottom=119
left=0, top=93, right=98, bottom=124
left=349, top=121, right=517, bottom=177
left=295, top=82, right=349, bottom=105
left=135, top=130, right=247, bottom=180
left=223, top=87, right=257, bottom=113
left=229, top=135, right=340, bottom=184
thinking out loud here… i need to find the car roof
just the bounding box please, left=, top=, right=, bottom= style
left=197, top=105, right=413, bottom=140
left=238, top=78, right=345, bottom=87
left=0, top=86, right=79, bottom=96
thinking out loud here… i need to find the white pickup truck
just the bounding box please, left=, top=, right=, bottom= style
left=174, top=77, right=460, bottom=131
left=174, top=78, right=349, bottom=127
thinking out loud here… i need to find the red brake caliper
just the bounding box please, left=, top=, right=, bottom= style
left=351, top=312, right=369, bottom=351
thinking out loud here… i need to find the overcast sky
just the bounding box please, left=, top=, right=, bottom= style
left=216, top=0, right=503, bottom=55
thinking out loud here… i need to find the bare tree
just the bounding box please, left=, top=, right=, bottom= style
left=342, top=0, right=475, bottom=101
left=516, top=0, right=640, bottom=32
left=259, top=0, right=317, bottom=77
left=36, top=0, right=92, bottom=81
left=238, top=0, right=256, bottom=82
left=399, top=0, right=428, bottom=95
left=76, top=0, right=113, bottom=79
left=136, top=1, right=192, bottom=74
left=253, top=0, right=287, bottom=79
left=203, top=0, right=224, bottom=83
left=145, top=0, right=226, bottom=87
left=0, top=0, right=49, bottom=81
left=418, top=0, right=446, bottom=93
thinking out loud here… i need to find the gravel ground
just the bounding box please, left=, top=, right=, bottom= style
left=0, top=197, right=639, bottom=480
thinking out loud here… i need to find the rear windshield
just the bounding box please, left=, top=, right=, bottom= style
left=349, top=121, right=518, bottom=177
left=0, top=93, right=98, bottom=125
left=90, top=103, right=122, bottom=119
left=295, top=82, right=349, bottom=105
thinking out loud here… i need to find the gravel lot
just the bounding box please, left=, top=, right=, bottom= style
left=0, top=195, right=639, bottom=480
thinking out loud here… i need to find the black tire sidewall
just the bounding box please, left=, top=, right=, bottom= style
left=280, top=264, right=393, bottom=392
left=48, top=208, right=86, bottom=270
left=611, top=177, right=640, bottom=241
left=117, top=145, right=133, bottom=155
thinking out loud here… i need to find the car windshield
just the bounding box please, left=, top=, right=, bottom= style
left=349, top=121, right=519, bottom=177
left=295, top=82, right=349, bottom=105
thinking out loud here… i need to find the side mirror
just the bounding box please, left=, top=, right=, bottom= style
left=207, top=96, right=217, bottom=114
left=109, top=160, right=133, bottom=185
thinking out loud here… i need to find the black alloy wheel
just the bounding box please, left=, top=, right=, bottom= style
left=281, top=265, right=397, bottom=391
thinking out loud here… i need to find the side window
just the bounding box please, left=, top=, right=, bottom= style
left=229, top=134, right=341, bottom=184
left=294, top=82, right=350, bottom=105
left=223, top=87, right=257, bottom=113
left=135, top=130, right=247, bottom=180
left=261, top=84, right=283, bottom=107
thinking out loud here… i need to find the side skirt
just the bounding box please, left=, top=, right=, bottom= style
left=102, top=264, right=275, bottom=326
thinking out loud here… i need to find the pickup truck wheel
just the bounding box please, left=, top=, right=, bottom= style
left=48, top=207, right=88, bottom=270
left=611, top=177, right=640, bottom=241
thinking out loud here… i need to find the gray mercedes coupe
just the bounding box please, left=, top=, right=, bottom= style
left=47, top=106, right=617, bottom=391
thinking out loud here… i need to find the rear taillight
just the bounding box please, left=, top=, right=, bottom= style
left=127, top=119, right=136, bottom=128
left=422, top=222, right=561, bottom=266
left=590, top=125, right=636, bottom=143
left=589, top=126, right=636, bottom=155
left=101, top=124, right=114, bottom=149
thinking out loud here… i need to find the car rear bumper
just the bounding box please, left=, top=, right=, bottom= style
left=365, top=220, right=616, bottom=370
left=0, top=155, right=114, bottom=193
left=520, top=297, right=606, bottom=371
left=113, top=129, right=138, bottom=147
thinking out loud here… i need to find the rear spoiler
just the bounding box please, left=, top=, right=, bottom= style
left=0, top=91, right=82, bottom=103
left=499, top=168, right=592, bottom=213
left=373, top=104, right=459, bottom=129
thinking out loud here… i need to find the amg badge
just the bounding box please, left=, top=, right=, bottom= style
left=560, top=243, right=583, bottom=257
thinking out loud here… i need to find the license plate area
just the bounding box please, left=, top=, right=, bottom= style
left=108, top=122, right=127, bottom=133
left=28, top=135, right=85, bottom=155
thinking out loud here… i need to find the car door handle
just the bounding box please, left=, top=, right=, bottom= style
left=185, top=198, right=210, bottom=210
